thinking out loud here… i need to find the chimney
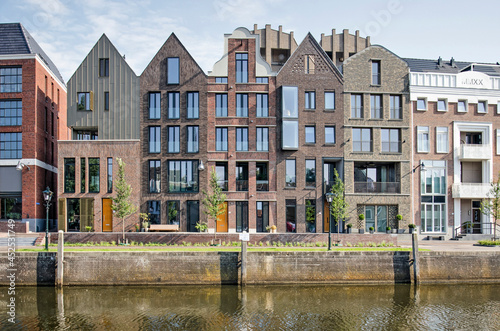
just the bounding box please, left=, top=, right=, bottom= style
left=450, top=57, right=456, bottom=67
left=437, top=56, right=442, bottom=67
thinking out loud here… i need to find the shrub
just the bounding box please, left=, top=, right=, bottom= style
left=478, top=240, right=500, bottom=246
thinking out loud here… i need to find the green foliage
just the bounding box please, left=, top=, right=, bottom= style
left=202, top=167, right=227, bottom=236
left=480, top=173, right=500, bottom=240
left=195, top=222, right=208, bottom=232
left=305, top=200, right=315, bottom=223
left=408, top=223, right=416, bottom=228
left=478, top=240, right=500, bottom=245
left=328, top=169, right=348, bottom=226
left=358, top=214, right=365, bottom=220
left=167, top=202, right=178, bottom=223
left=111, top=158, right=138, bottom=231
left=396, top=214, right=403, bottom=221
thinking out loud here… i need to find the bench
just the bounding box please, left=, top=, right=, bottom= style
left=149, top=224, right=179, bottom=232
left=427, top=235, right=445, bottom=241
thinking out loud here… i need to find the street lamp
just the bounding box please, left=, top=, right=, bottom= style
left=42, top=186, right=53, bottom=251
left=326, top=193, right=334, bottom=251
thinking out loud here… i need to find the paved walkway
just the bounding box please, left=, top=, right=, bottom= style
left=399, top=240, right=500, bottom=252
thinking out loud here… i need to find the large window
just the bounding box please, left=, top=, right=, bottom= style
left=363, top=205, right=390, bottom=232
left=282, top=121, right=299, bottom=150
left=305, top=91, right=315, bottom=109
left=325, top=92, right=335, bottom=110
left=77, top=92, right=91, bottom=111
left=351, top=94, right=363, bottom=118
left=256, top=201, right=269, bottom=233
left=89, top=158, right=100, bottom=193
left=390, top=95, right=402, bottom=119
left=236, top=162, right=248, bottom=191
left=282, top=86, right=299, bottom=149
left=216, top=127, right=228, bottom=151
left=286, top=199, right=296, bottom=233
left=235, top=53, right=248, bottom=83
left=80, top=158, right=86, bottom=193
left=0, top=197, right=21, bottom=220
left=256, top=94, right=268, bottom=117
left=306, top=199, right=316, bottom=233
left=305, top=159, right=316, bottom=187
left=417, top=126, right=429, bottom=153
left=236, top=127, right=248, bottom=151
left=148, top=201, right=161, bottom=225
left=372, top=60, right=381, bottom=85
left=421, top=160, right=446, bottom=233
left=236, top=94, right=248, bottom=117
left=149, top=92, right=161, bottom=119
left=167, top=126, right=180, bottom=153
left=149, top=160, right=161, bottom=193
left=215, top=162, right=228, bottom=191
left=166, top=201, right=180, bottom=225
left=285, top=159, right=296, bottom=188
left=216, top=94, right=228, bottom=117
left=354, top=162, right=398, bottom=193
left=64, top=158, right=75, bottom=193
left=256, top=127, right=268, bottom=151
left=371, top=95, right=382, bottom=119
left=256, top=162, right=268, bottom=191
left=282, top=86, right=298, bottom=118
left=381, top=128, right=400, bottom=153
left=187, top=92, right=199, bottom=119
left=149, top=126, right=161, bottom=153
left=0, top=100, right=22, bottom=126
left=168, top=92, right=180, bottom=119
left=107, top=158, right=113, bottom=193
left=236, top=201, right=248, bottom=232
left=168, top=160, right=199, bottom=193
left=436, top=127, right=448, bottom=153
left=167, top=57, right=179, bottom=84
left=99, top=58, right=109, bottom=77
left=325, top=126, right=335, bottom=144
left=0, top=67, right=22, bottom=93
left=305, top=126, right=315, bottom=144
left=352, top=128, right=372, bottom=152
left=0, top=132, right=22, bottom=159
left=187, top=126, right=199, bottom=153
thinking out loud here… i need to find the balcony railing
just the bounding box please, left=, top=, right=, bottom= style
left=452, top=183, right=491, bottom=199
left=256, top=180, right=269, bottom=191
left=236, top=180, right=248, bottom=191
left=354, top=182, right=401, bottom=194
left=460, top=144, right=491, bottom=160
left=217, top=180, right=228, bottom=191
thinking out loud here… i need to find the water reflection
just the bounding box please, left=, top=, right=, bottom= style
left=0, top=284, right=499, bottom=330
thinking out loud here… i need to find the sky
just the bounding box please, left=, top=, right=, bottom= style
left=1, top=0, right=499, bottom=83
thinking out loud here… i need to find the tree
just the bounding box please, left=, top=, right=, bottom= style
left=329, top=169, right=348, bottom=240
left=202, top=167, right=227, bottom=242
left=111, top=158, right=138, bottom=243
left=480, top=173, right=500, bottom=241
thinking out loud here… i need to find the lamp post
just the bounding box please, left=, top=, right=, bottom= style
left=42, top=187, right=53, bottom=251
left=326, top=193, right=334, bottom=251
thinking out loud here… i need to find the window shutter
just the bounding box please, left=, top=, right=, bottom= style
left=58, top=198, right=66, bottom=231
left=89, top=91, right=94, bottom=111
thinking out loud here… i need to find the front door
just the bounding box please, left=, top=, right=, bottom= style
left=102, top=198, right=113, bottom=232
left=216, top=202, right=228, bottom=232
left=324, top=199, right=330, bottom=232
left=187, top=200, right=199, bottom=232
left=472, top=200, right=481, bottom=234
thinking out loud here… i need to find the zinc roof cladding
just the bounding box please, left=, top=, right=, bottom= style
left=0, top=23, right=65, bottom=84
left=404, top=58, right=500, bottom=77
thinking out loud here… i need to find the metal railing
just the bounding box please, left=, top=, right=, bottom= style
left=454, top=223, right=500, bottom=239
left=236, top=180, right=248, bottom=191
left=217, top=180, right=228, bottom=191
left=256, top=180, right=269, bottom=191
left=354, top=182, right=400, bottom=193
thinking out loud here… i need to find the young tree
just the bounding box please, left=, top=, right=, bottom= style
left=480, top=173, right=500, bottom=241
left=328, top=169, right=348, bottom=241
left=202, top=167, right=227, bottom=241
left=111, top=158, right=138, bottom=243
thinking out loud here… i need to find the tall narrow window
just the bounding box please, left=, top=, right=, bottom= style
left=216, top=127, right=228, bottom=151
left=305, top=159, right=316, bottom=187
left=305, top=199, right=316, bottom=233
left=167, top=57, right=179, bottom=84
left=390, top=95, right=402, bottom=119
left=282, top=86, right=299, bottom=149
left=44, top=107, right=48, bottom=132
left=99, top=58, right=109, bottom=77
left=216, top=94, right=228, bottom=117
left=149, top=201, right=162, bottom=225
left=187, top=126, right=199, bottom=153
left=285, top=159, right=296, bottom=188
left=236, top=201, right=249, bottom=232
left=216, top=162, right=228, bottom=191
left=149, top=126, right=161, bottom=153
left=286, top=199, right=296, bottom=233
left=235, top=53, right=248, bottom=83
left=351, top=94, right=363, bottom=118
left=168, top=92, right=180, bottom=119
left=80, top=158, right=85, bottom=193
left=352, top=128, right=372, bottom=152
left=305, top=55, right=315, bottom=74
left=236, top=162, right=248, bottom=191
left=107, top=158, right=113, bottom=193
left=149, top=160, right=161, bottom=193
left=256, top=127, right=269, bottom=151
left=256, top=162, right=268, bottom=191
left=88, top=158, right=100, bottom=193
left=104, top=92, right=109, bottom=111
left=256, top=201, right=269, bottom=233
left=325, top=92, right=335, bottom=110
left=305, top=91, right=315, bottom=109
left=64, top=158, right=75, bottom=193
left=236, top=127, right=248, bottom=151
left=236, top=94, right=248, bottom=117
left=417, top=126, right=430, bottom=153
left=0, top=100, right=22, bottom=126
left=168, top=126, right=180, bottom=153
left=51, top=112, right=54, bottom=136
left=149, top=92, right=161, bottom=119
left=256, top=94, right=268, bottom=117
left=372, top=60, right=381, bottom=85
left=436, top=127, right=448, bottom=153
left=77, top=92, right=92, bottom=111
left=166, top=201, right=179, bottom=225
left=187, top=92, right=199, bottom=119
left=325, top=126, right=335, bottom=144
left=371, top=95, right=382, bottom=119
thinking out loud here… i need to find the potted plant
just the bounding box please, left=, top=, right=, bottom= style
left=358, top=214, right=365, bottom=234
left=85, top=225, right=92, bottom=232
left=396, top=214, right=405, bottom=234
left=134, top=223, right=140, bottom=232
left=369, top=226, right=374, bottom=234
left=386, top=226, right=391, bottom=234
left=195, top=222, right=208, bottom=233
left=142, top=221, right=150, bottom=232
left=408, top=223, right=416, bottom=234
left=266, top=225, right=277, bottom=233
left=139, top=213, right=149, bottom=232
left=346, top=223, right=353, bottom=234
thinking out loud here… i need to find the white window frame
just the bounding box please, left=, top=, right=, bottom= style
left=457, top=100, right=468, bottom=113
left=497, top=129, right=500, bottom=155
left=478, top=100, right=488, bottom=113
left=497, top=101, right=500, bottom=114
left=416, top=98, right=427, bottom=111
left=417, top=126, right=430, bottom=153
left=436, top=127, right=448, bottom=153
left=437, top=99, right=448, bottom=112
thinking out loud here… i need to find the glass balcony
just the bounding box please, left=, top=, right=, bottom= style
left=354, top=182, right=400, bottom=194
left=256, top=180, right=269, bottom=191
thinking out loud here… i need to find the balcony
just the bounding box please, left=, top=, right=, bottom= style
left=452, top=183, right=491, bottom=199
left=354, top=182, right=401, bottom=194
left=460, top=144, right=491, bottom=160
left=236, top=180, right=248, bottom=192
left=256, top=180, right=269, bottom=192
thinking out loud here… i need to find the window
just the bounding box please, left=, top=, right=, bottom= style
left=282, top=86, right=298, bottom=118
left=166, top=201, right=180, bottom=225
left=352, top=128, right=372, bottom=152
left=168, top=160, right=199, bottom=193
left=236, top=94, right=248, bottom=117
left=305, top=199, right=316, bottom=233
left=216, top=127, right=228, bottom=151
left=497, top=129, right=500, bottom=155
left=235, top=53, right=248, bottom=83
left=64, top=158, right=75, bottom=193
left=236, top=127, right=248, bottom=151
left=305, top=126, right=315, bottom=144
left=149, top=126, right=161, bottom=153
left=351, top=94, right=363, bottom=118
left=416, top=98, right=427, bottom=111
left=458, top=100, right=468, bottom=112
left=0, top=196, right=21, bottom=220
left=256, top=77, right=268, bottom=83
left=285, top=159, right=296, bottom=188
left=305, top=159, right=316, bottom=187
left=256, top=127, right=268, bottom=151
left=80, top=158, right=85, bottom=193
left=77, top=92, right=92, bottom=111
left=256, top=94, right=268, bottom=117
left=498, top=101, right=500, bottom=114
left=363, top=205, right=390, bottom=232
left=305, top=91, right=315, bottom=109
left=99, top=58, right=109, bottom=77
left=437, top=99, right=448, bottom=112
left=168, top=92, right=180, bottom=119
left=325, top=92, right=335, bottom=110
left=167, top=57, right=179, bottom=84
left=372, top=60, right=381, bottom=85
left=417, top=126, right=430, bottom=153
left=187, top=126, right=199, bottom=153
left=187, top=200, right=200, bottom=232
left=51, top=112, right=54, bottom=136
left=282, top=86, right=299, bottom=149
left=256, top=162, right=268, bottom=191
left=381, top=128, right=400, bottom=153
left=436, top=127, right=448, bottom=153
left=0, top=67, right=22, bottom=92
left=167, top=126, right=180, bottom=153
left=236, top=201, right=249, bottom=232
left=148, top=201, right=162, bottom=225
left=0, top=132, right=22, bottom=159
left=215, top=77, right=228, bottom=83
left=282, top=121, right=299, bottom=149
left=187, top=92, right=199, bottom=119
left=325, top=126, right=335, bottom=144
left=216, top=94, right=228, bottom=117
left=215, top=162, right=228, bottom=191
left=44, top=107, right=48, bottom=132
left=286, top=199, right=296, bottom=233
left=107, top=158, right=113, bottom=193
left=149, top=160, right=161, bottom=193
left=478, top=101, right=487, bottom=113
left=305, top=55, right=315, bottom=74
left=370, top=95, right=382, bottom=119
left=390, top=95, right=402, bottom=119
left=0, top=100, right=22, bottom=126
left=236, top=162, right=248, bottom=191
left=421, top=160, right=446, bottom=233
left=149, top=92, right=161, bottom=119
left=256, top=201, right=269, bottom=232
left=88, top=158, right=100, bottom=193
left=75, top=130, right=98, bottom=140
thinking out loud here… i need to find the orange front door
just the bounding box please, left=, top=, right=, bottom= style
left=102, top=198, right=113, bottom=232
left=216, top=202, right=228, bottom=233
left=324, top=200, right=330, bottom=232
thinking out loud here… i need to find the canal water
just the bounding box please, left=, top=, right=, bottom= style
left=1, top=284, right=499, bottom=330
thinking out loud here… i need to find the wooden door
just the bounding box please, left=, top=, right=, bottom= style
left=324, top=200, right=330, bottom=232
left=58, top=198, right=66, bottom=232
left=216, top=202, right=228, bottom=233
left=102, top=198, right=113, bottom=232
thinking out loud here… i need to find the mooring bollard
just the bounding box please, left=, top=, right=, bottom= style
left=239, top=231, right=249, bottom=286
left=411, top=232, right=419, bottom=286
left=57, top=230, right=64, bottom=287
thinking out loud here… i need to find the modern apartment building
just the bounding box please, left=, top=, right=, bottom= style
left=0, top=23, right=67, bottom=232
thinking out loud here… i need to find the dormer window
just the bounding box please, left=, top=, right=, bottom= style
left=372, top=60, right=381, bottom=85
